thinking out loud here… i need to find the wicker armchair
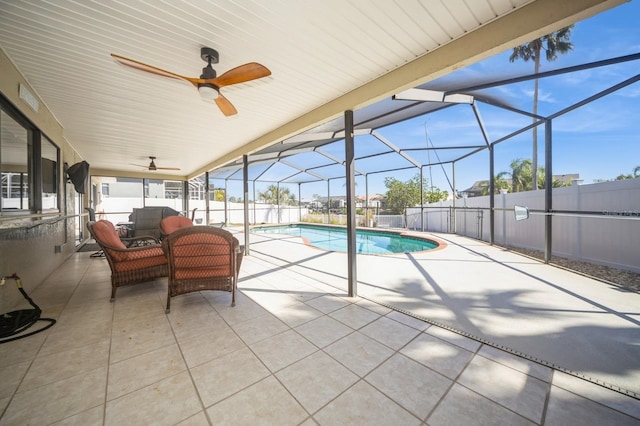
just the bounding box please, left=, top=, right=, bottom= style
left=87, top=220, right=168, bottom=302
left=159, top=215, right=193, bottom=240
left=162, top=226, right=243, bottom=313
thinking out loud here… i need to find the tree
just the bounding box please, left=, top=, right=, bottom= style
left=383, top=174, right=448, bottom=214
left=509, top=26, right=573, bottom=190
left=498, top=158, right=571, bottom=192
left=614, top=165, right=640, bottom=180
left=257, top=185, right=297, bottom=205
left=499, top=158, right=533, bottom=192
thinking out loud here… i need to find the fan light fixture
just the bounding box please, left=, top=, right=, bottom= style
left=198, top=83, right=219, bottom=100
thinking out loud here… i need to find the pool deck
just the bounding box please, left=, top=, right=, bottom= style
left=247, top=228, right=640, bottom=395
left=1, top=228, right=639, bottom=424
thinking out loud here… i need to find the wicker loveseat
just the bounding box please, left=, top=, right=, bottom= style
left=161, top=226, right=242, bottom=313
left=87, top=220, right=168, bottom=301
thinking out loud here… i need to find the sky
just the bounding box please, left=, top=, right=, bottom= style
left=218, top=1, right=640, bottom=201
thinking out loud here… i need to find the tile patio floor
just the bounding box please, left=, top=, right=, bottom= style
left=1, top=230, right=639, bottom=425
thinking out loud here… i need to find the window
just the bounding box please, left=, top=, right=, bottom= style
left=1, top=95, right=60, bottom=215
left=1, top=105, right=30, bottom=211
left=41, top=136, right=59, bottom=210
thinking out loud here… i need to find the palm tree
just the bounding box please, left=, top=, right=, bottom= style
left=496, top=158, right=532, bottom=193
left=509, top=26, right=574, bottom=190
left=634, top=166, right=640, bottom=178
left=258, top=185, right=297, bottom=205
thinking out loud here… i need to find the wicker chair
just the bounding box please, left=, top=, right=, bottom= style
left=87, top=220, right=168, bottom=302
left=162, top=226, right=243, bottom=313
left=159, top=215, right=193, bottom=240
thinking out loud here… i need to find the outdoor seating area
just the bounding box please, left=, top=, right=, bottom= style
left=1, top=228, right=639, bottom=424
left=87, top=218, right=242, bottom=312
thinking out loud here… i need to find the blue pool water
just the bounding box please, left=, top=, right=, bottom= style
left=252, top=224, right=439, bottom=255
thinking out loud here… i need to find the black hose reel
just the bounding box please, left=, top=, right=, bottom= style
left=0, top=273, right=56, bottom=344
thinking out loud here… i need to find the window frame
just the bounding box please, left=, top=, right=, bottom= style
left=1, top=94, right=61, bottom=216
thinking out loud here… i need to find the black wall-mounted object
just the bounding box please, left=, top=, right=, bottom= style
left=66, top=161, right=90, bottom=194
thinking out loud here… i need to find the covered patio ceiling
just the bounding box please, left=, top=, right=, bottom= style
left=0, top=0, right=624, bottom=179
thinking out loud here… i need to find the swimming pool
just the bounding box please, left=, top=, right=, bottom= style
left=251, top=224, right=440, bottom=255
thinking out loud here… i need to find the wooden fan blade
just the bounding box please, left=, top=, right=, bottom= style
left=111, top=54, right=198, bottom=85
left=129, top=163, right=180, bottom=170
left=215, top=94, right=238, bottom=116
left=208, top=62, right=271, bottom=87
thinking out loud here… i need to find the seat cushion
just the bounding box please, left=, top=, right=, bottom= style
left=113, top=247, right=167, bottom=272
left=160, top=216, right=193, bottom=235
left=93, top=220, right=126, bottom=249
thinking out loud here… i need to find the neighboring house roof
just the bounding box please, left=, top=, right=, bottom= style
left=461, top=174, right=580, bottom=197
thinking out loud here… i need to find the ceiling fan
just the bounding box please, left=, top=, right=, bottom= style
left=130, top=157, right=181, bottom=171
left=111, top=47, right=271, bottom=116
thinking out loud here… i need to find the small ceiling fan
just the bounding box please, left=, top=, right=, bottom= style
left=130, top=157, right=180, bottom=171
left=111, top=47, right=271, bottom=116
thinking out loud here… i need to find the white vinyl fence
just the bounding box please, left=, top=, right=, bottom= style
left=407, top=179, right=640, bottom=273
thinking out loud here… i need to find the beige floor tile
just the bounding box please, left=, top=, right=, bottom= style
left=295, top=315, right=353, bottom=348
left=328, top=302, right=381, bottom=329
left=359, top=316, right=421, bottom=350
left=206, top=376, right=309, bottom=425
left=51, top=405, right=104, bottom=425
left=427, top=384, right=535, bottom=426
left=0, top=361, right=30, bottom=399
left=2, top=367, right=107, bottom=425
left=20, top=339, right=110, bottom=392
left=277, top=351, right=359, bottom=413
left=324, top=331, right=394, bottom=377
left=39, top=317, right=112, bottom=356
left=179, top=324, right=246, bottom=368
left=366, top=353, right=452, bottom=420
left=478, top=345, right=553, bottom=382
left=55, top=301, right=114, bottom=326
left=268, top=301, right=324, bottom=327
left=401, top=332, right=473, bottom=379
left=274, top=282, right=327, bottom=303
left=169, top=310, right=226, bottom=343
left=105, top=371, right=201, bottom=426
left=551, top=371, right=640, bottom=419
left=107, top=343, right=187, bottom=400
left=112, top=287, right=165, bottom=321
left=305, top=294, right=351, bottom=314
left=191, top=346, right=270, bottom=407
left=66, top=282, right=113, bottom=306
left=109, top=316, right=175, bottom=363
left=0, top=332, right=46, bottom=366
left=243, top=288, right=300, bottom=312
left=385, top=310, right=431, bottom=331
left=230, top=312, right=289, bottom=345
left=111, top=306, right=167, bottom=331
left=545, top=386, right=640, bottom=426
left=176, top=411, right=210, bottom=425
left=250, top=329, right=317, bottom=372
left=425, top=325, right=482, bottom=353
left=314, top=380, right=419, bottom=425
left=355, top=298, right=393, bottom=315
left=457, top=355, right=548, bottom=423
left=212, top=292, right=269, bottom=325
left=0, top=396, right=8, bottom=415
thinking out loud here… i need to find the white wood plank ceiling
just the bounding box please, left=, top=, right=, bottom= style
left=0, top=0, right=610, bottom=178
